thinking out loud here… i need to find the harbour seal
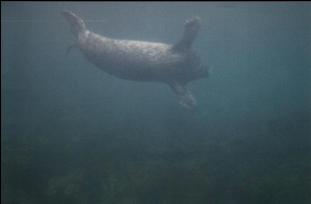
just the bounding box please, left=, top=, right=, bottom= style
left=62, top=11, right=209, bottom=109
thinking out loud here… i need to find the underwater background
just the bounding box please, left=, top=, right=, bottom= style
left=1, top=2, right=311, bottom=204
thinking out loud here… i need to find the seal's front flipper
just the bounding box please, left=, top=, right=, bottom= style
left=66, top=43, right=78, bottom=55
left=171, top=17, right=201, bottom=52
left=169, top=81, right=197, bottom=109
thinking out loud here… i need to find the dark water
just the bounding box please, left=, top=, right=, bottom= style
left=2, top=2, right=311, bottom=204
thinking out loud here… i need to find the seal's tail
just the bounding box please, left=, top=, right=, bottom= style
left=62, top=11, right=86, bottom=38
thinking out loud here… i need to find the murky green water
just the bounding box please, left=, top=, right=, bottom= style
left=2, top=2, right=311, bottom=204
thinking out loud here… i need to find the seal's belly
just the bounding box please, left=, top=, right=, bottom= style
left=80, top=33, right=186, bottom=81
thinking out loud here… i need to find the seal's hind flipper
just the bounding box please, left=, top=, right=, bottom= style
left=171, top=17, right=201, bottom=52
left=62, top=11, right=87, bottom=38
